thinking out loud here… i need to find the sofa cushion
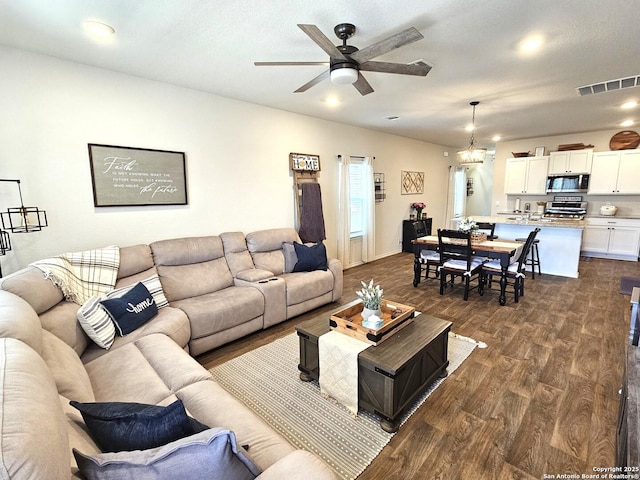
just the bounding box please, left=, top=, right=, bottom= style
left=172, top=287, right=264, bottom=341
left=0, top=265, right=64, bottom=314
left=292, top=242, right=328, bottom=272
left=151, top=236, right=234, bottom=302
left=0, top=290, right=43, bottom=354
left=246, top=228, right=300, bottom=253
left=0, top=338, right=70, bottom=480
left=101, top=283, right=158, bottom=336
left=282, top=242, right=297, bottom=273
left=81, top=306, right=190, bottom=364
left=73, top=428, right=261, bottom=480
left=116, top=244, right=155, bottom=281
left=41, top=329, right=95, bottom=403
left=39, top=300, right=90, bottom=356
left=107, top=274, right=169, bottom=309
left=281, top=270, right=334, bottom=306
left=221, top=231, right=256, bottom=277
left=70, top=399, right=208, bottom=453
left=77, top=296, right=116, bottom=349
left=85, top=333, right=212, bottom=404
left=246, top=229, right=301, bottom=275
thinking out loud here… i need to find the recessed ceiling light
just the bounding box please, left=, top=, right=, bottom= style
left=622, top=101, right=638, bottom=109
left=324, top=96, right=340, bottom=107
left=621, top=119, right=634, bottom=127
left=492, top=135, right=501, bottom=142
left=520, top=35, right=544, bottom=52
left=83, top=21, right=115, bottom=39
left=465, top=124, right=474, bottom=132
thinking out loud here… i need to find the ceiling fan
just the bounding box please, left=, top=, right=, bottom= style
left=254, top=23, right=431, bottom=96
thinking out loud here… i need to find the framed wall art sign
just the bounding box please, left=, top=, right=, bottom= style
left=88, top=144, right=188, bottom=207
left=401, top=170, right=424, bottom=195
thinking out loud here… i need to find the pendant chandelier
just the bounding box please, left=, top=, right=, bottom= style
left=0, top=179, right=48, bottom=233
left=457, top=101, right=486, bottom=164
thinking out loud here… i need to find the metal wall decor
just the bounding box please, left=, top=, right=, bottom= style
left=401, top=171, right=424, bottom=195
left=88, top=144, right=187, bottom=207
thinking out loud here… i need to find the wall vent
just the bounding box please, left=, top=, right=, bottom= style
left=576, top=75, right=640, bottom=96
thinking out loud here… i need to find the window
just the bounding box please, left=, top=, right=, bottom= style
left=349, top=160, right=364, bottom=237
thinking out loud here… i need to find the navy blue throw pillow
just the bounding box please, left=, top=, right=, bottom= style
left=293, top=242, right=328, bottom=272
left=101, top=282, right=158, bottom=336
left=69, top=399, right=210, bottom=453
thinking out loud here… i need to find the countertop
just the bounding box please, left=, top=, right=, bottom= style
left=471, top=215, right=584, bottom=229
left=585, top=214, right=640, bottom=220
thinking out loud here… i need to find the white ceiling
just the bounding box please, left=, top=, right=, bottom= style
left=1, top=0, right=639, bottom=149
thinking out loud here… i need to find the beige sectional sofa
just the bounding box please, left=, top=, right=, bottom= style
left=0, top=228, right=341, bottom=479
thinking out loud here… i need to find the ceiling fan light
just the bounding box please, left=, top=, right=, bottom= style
left=331, top=67, right=358, bottom=85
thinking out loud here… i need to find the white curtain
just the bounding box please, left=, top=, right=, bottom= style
left=361, top=156, right=375, bottom=263
left=336, top=155, right=351, bottom=267
left=336, top=155, right=376, bottom=267
left=444, top=166, right=467, bottom=229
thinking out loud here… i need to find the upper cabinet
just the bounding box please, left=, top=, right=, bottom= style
left=589, top=150, right=640, bottom=194
left=504, top=156, right=549, bottom=195
left=548, top=149, right=593, bottom=174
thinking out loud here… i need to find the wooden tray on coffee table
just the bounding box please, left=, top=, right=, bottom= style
left=329, top=299, right=415, bottom=345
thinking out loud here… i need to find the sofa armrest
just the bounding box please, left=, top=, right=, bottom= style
left=327, top=258, right=343, bottom=302
left=257, top=450, right=337, bottom=480
left=235, top=269, right=274, bottom=282
left=234, top=277, right=287, bottom=328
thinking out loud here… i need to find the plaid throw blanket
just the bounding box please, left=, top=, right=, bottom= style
left=31, top=246, right=120, bottom=305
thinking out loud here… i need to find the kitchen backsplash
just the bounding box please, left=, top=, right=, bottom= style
left=504, top=194, right=640, bottom=217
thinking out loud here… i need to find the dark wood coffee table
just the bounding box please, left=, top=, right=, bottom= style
left=296, top=311, right=452, bottom=433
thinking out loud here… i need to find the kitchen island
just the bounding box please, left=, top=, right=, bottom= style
left=472, top=216, right=584, bottom=278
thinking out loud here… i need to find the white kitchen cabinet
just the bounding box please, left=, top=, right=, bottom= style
left=581, top=218, right=640, bottom=261
left=504, top=156, right=549, bottom=194
left=589, top=149, right=640, bottom=194
left=548, top=149, right=593, bottom=174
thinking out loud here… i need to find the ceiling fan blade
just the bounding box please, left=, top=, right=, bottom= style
left=297, top=24, right=347, bottom=60
left=359, top=60, right=431, bottom=76
left=350, top=27, right=424, bottom=64
left=254, top=61, right=329, bottom=66
left=294, top=69, right=330, bottom=93
left=353, top=72, right=374, bottom=96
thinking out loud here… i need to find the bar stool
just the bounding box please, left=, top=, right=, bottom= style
left=515, top=236, right=541, bottom=278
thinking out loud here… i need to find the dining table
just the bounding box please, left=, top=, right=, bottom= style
left=412, top=235, right=525, bottom=306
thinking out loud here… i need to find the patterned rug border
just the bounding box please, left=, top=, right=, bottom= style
left=210, top=331, right=478, bottom=480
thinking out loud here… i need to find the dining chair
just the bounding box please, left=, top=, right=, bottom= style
left=476, top=222, right=498, bottom=240
left=481, top=228, right=540, bottom=303
left=416, top=248, right=440, bottom=281
left=437, top=229, right=485, bottom=301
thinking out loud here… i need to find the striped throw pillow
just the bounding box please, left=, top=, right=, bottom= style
left=77, top=296, right=116, bottom=349
left=106, top=274, right=169, bottom=308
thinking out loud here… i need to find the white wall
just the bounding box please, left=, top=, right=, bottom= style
left=0, top=46, right=452, bottom=275
left=492, top=131, right=640, bottom=216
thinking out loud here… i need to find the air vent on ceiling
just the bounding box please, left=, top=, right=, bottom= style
left=576, top=75, right=640, bottom=96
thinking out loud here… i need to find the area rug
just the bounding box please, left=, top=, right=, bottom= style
left=621, top=276, right=640, bottom=295
left=210, top=331, right=480, bottom=480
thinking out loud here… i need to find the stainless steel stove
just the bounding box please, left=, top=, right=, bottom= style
left=543, top=195, right=587, bottom=220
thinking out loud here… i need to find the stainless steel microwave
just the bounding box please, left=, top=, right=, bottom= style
left=546, top=174, right=590, bottom=193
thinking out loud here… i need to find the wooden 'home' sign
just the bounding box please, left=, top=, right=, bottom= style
left=290, top=153, right=321, bottom=172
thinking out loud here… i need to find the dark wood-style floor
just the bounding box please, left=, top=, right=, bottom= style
left=198, top=253, right=640, bottom=479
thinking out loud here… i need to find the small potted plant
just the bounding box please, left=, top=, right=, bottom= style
left=457, top=217, right=486, bottom=243
left=457, top=216, right=478, bottom=232
left=356, top=279, right=383, bottom=324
